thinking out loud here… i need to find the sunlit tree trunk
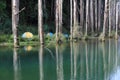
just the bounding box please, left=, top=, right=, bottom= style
left=12, top=0, right=19, bottom=47
left=38, top=0, right=44, bottom=44
left=55, top=0, right=59, bottom=41
left=70, top=0, right=73, bottom=40
left=109, top=0, right=112, bottom=37
left=85, top=0, right=89, bottom=36
left=59, top=0, right=63, bottom=34
left=80, top=0, right=84, bottom=32
left=73, top=0, right=77, bottom=28
left=95, top=0, right=98, bottom=32
left=90, top=0, right=94, bottom=35
left=115, top=2, right=119, bottom=40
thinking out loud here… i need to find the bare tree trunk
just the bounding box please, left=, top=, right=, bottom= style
left=98, top=0, right=102, bottom=32
left=70, top=0, right=73, bottom=40
left=109, top=0, right=112, bottom=37
left=80, top=0, right=84, bottom=32
left=73, top=0, right=77, bottom=27
left=95, top=0, right=98, bottom=32
left=90, top=0, right=94, bottom=35
left=115, top=2, right=119, bottom=39
left=99, top=0, right=109, bottom=41
left=38, top=0, right=44, bottom=44
left=85, top=0, right=89, bottom=36
left=59, top=0, right=63, bottom=34
left=12, top=0, right=19, bottom=47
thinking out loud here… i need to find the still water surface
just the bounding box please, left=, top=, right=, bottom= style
left=0, top=40, right=120, bottom=80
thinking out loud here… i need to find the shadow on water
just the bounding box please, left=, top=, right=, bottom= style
left=0, top=39, right=120, bottom=80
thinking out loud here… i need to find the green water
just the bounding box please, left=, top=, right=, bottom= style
left=0, top=40, right=120, bottom=80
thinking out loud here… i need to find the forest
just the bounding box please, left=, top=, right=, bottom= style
left=0, top=0, right=120, bottom=47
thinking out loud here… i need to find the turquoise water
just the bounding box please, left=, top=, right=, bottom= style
left=0, top=40, right=120, bottom=80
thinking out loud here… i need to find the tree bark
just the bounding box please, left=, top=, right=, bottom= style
left=98, top=0, right=102, bottom=32
left=12, top=0, right=19, bottom=47
left=90, top=0, right=94, bottom=34
left=109, top=0, right=112, bottom=37
left=95, top=0, right=98, bottom=32
left=115, top=2, right=119, bottom=39
left=85, top=0, right=89, bottom=36
left=80, top=0, right=84, bottom=32
left=70, top=0, right=73, bottom=40
left=38, top=0, right=44, bottom=44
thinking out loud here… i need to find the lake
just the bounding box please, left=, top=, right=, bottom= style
left=0, top=39, right=120, bottom=80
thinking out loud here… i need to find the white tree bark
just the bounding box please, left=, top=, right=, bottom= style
left=12, top=0, right=19, bottom=47
left=38, top=0, right=44, bottom=44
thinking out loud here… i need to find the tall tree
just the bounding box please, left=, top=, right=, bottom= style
left=38, top=0, right=44, bottom=44
left=80, top=0, right=84, bottom=32
left=12, top=0, right=19, bottom=47
left=115, top=2, right=119, bottom=40
left=99, top=0, right=109, bottom=41
left=55, top=0, right=59, bottom=41
left=85, top=0, right=89, bottom=36
left=55, top=0, right=63, bottom=42
left=90, top=0, right=94, bottom=35
left=70, top=0, right=73, bottom=40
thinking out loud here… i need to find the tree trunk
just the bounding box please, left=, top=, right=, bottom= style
left=12, top=0, right=19, bottom=47
left=98, top=0, right=102, bottom=32
left=80, top=0, right=84, bottom=32
left=70, top=0, right=73, bottom=40
left=73, top=0, right=77, bottom=27
left=85, top=0, right=89, bottom=36
left=38, top=0, right=44, bottom=44
left=59, top=0, right=63, bottom=34
left=115, top=2, right=119, bottom=39
left=100, top=0, right=109, bottom=41
left=90, top=0, right=94, bottom=35
left=95, top=0, right=98, bottom=32
left=109, top=0, right=112, bottom=37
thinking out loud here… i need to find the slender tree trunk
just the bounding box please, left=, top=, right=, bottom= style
left=38, top=0, right=44, bottom=44
left=12, top=0, right=19, bottom=47
left=80, top=0, right=84, bottom=33
left=100, top=0, right=109, bottom=41
left=73, top=0, right=77, bottom=27
left=95, top=0, right=98, bottom=32
left=90, top=0, right=94, bottom=35
left=103, top=0, right=109, bottom=35
left=85, top=0, right=89, bottom=36
left=115, top=2, right=119, bottom=39
left=109, top=0, right=112, bottom=37
left=98, top=0, right=102, bottom=32
left=59, top=0, right=63, bottom=34
left=70, top=0, right=73, bottom=40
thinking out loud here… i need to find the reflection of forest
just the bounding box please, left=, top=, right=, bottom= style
left=70, top=40, right=120, bottom=80
left=0, top=40, right=120, bottom=80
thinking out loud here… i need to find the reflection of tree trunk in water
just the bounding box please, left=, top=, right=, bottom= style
left=101, top=42, right=107, bottom=80
left=39, top=45, right=44, bottom=80
left=85, top=43, right=89, bottom=80
left=115, top=41, right=118, bottom=75
left=70, top=42, right=73, bottom=80
left=90, top=41, right=94, bottom=79
left=108, top=39, right=111, bottom=72
left=95, top=41, right=98, bottom=79
left=13, top=48, right=21, bottom=80
left=56, top=45, right=64, bottom=80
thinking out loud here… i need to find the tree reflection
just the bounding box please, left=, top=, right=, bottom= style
left=56, top=45, right=64, bottom=80
left=39, top=45, right=44, bottom=80
left=13, top=48, right=21, bottom=80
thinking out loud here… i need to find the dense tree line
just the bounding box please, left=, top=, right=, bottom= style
left=1, top=0, right=120, bottom=46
